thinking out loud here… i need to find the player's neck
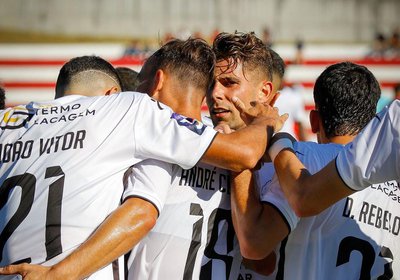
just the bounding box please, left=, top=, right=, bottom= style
left=164, top=88, right=204, bottom=120
left=326, top=135, right=355, bottom=145
left=174, top=104, right=202, bottom=120
left=159, top=95, right=202, bottom=120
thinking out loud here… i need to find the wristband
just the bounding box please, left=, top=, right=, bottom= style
left=269, top=137, right=294, bottom=162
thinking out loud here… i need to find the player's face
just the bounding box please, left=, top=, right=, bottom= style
left=207, top=59, right=263, bottom=130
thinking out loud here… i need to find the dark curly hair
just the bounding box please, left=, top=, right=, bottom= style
left=314, top=62, right=381, bottom=138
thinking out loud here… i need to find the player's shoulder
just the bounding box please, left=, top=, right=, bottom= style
left=107, top=91, right=147, bottom=103
left=90, top=92, right=154, bottom=113
left=373, top=99, right=399, bottom=127
left=389, top=99, right=400, bottom=110
left=294, top=141, right=344, bottom=170
left=295, top=141, right=342, bottom=154
left=53, top=92, right=143, bottom=107
left=385, top=99, right=399, bottom=122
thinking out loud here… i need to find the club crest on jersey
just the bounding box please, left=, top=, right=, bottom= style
left=171, top=113, right=206, bottom=135
left=1, top=104, right=37, bottom=130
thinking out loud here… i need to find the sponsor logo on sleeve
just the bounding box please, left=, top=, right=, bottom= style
left=171, top=112, right=206, bottom=135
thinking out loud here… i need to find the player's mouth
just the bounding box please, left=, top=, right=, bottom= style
left=211, top=107, right=230, bottom=118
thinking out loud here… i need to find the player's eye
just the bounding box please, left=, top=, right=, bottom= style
left=219, top=78, right=237, bottom=87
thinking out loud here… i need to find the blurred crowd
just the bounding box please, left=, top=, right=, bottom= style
left=366, top=28, right=400, bottom=60
left=122, top=27, right=274, bottom=60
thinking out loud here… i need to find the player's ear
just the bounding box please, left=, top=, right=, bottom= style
left=310, top=109, right=320, bottom=133
left=104, top=86, right=120, bottom=96
left=147, top=69, right=165, bottom=99
left=259, top=80, right=274, bottom=105
left=153, top=69, right=165, bottom=93
left=269, top=91, right=280, bottom=107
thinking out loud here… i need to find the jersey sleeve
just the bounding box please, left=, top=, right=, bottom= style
left=122, top=159, right=173, bottom=214
left=255, top=164, right=300, bottom=231
left=133, top=95, right=217, bottom=170
left=336, top=100, right=400, bottom=191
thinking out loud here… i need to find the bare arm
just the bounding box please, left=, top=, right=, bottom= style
left=241, top=254, right=277, bottom=277
left=274, top=149, right=355, bottom=217
left=231, top=169, right=289, bottom=260
left=0, top=198, right=157, bottom=280
left=203, top=98, right=288, bottom=172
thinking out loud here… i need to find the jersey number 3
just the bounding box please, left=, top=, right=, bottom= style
left=0, top=166, right=65, bottom=264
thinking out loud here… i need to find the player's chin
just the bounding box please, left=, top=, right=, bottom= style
left=212, top=118, right=231, bottom=130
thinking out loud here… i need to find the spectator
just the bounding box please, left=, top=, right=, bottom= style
left=293, top=38, right=305, bottom=64
left=366, top=32, right=387, bottom=59
left=123, top=40, right=143, bottom=57
left=387, top=28, right=400, bottom=58
left=262, top=27, right=273, bottom=48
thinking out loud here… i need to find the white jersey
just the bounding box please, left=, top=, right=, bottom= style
left=337, top=99, right=400, bottom=190
left=237, top=263, right=271, bottom=280
left=125, top=160, right=241, bottom=280
left=257, top=141, right=400, bottom=279
left=0, top=92, right=216, bottom=279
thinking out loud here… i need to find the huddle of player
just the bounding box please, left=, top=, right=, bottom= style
left=0, top=31, right=399, bottom=280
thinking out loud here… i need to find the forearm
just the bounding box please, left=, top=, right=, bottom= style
left=205, top=123, right=274, bottom=172
left=242, top=254, right=276, bottom=276
left=51, top=198, right=157, bottom=279
left=231, top=170, right=278, bottom=259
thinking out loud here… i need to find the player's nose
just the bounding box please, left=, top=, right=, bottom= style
left=211, top=81, right=227, bottom=101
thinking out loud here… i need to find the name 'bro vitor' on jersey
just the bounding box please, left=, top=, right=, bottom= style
left=0, top=130, right=87, bottom=163
left=0, top=102, right=91, bottom=163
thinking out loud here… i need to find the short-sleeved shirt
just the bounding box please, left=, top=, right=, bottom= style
left=124, top=131, right=241, bottom=279
left=256, top=140, right=400, bottom=279
left=336, top=99, right=400, bottom=190
left=0, top=92, right=216, bottom=279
